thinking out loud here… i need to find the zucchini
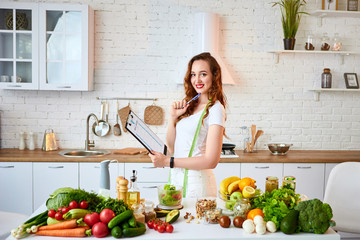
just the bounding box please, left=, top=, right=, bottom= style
left=128, top=215, right=137, bottom=228
left=165, top=209, right=180, bottom=224
left=108, top=210, right=133, bottom=229
left=122, top=226, right=146, bottom=237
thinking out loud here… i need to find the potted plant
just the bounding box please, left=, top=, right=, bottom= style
left=272, top=0, right=308, bottom=50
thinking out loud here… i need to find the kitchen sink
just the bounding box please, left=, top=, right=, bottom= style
left=58, top=149, right=111, bottom=157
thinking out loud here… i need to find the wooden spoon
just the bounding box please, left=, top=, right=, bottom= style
left=253, top=130, right=264, bottom=146
left=113, top=101, right=121, bottom=136
left=250, top=125, right=256, bottom=152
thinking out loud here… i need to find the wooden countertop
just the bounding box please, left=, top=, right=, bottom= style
left=1, top=148, right=360, bottom=163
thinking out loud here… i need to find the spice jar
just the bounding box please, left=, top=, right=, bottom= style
left=332, top=33, right=342, bottom=51
left=265, top=176, right=279, bottom=193
left=305, top=34, right=315, bottom=50
left=144, top=201, right=156, bottom=223
left=132, top=203, right=145, bottom=224
left=204, top=208, right=222, bottom=224
left=321, top=68, right=332, bottom=88
left=233, top=198, right=251, bottom=218
left=283, top=176, right=296, bottom=191
left=321, top=33, right=330, bottom=51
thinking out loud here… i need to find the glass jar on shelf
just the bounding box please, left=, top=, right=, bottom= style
left=321, top=68, right=332, bottom=88
left=321, top=33, right=330, bottom=51
left=332, top=33, right=342, bottom=51
left=305, top=34, right=315, bottom=50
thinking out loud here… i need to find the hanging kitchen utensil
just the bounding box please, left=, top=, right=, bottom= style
left=118, top=103, right=131, bottom=132
left=113, top=101, right=121, bottom=136
left=144, top=102, right=164, bottom=125
left=92, top=101, right=110, bottom=137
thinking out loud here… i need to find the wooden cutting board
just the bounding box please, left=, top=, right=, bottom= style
left=113, top=148, right=148, bottom=155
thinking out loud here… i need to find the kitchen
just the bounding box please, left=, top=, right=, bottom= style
left=0, top=0, right=360, bottom=239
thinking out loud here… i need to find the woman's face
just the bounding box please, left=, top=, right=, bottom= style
left=190, top=59, right=213, bottom=95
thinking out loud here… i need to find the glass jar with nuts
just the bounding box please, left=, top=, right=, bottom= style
left=196, top=198, right=217, bottom=217
left=204, top=208, right=222, bottom=224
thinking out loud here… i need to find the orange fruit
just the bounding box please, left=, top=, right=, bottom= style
left=238, top=177, right=256, bottom=191
left=247, top=208, right=264, bottom=220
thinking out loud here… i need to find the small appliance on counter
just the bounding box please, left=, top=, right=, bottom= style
left=221, top=143, right=239, bottom=158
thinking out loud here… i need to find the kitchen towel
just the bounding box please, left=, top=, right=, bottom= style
left=144, top=105, right=164, bottom=125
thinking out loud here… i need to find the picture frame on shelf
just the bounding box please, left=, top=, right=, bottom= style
left=322, top=0, right=338, bottom=10
left=344, top=73, right=359, bottom=89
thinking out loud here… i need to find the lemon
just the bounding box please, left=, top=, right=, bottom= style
left=242, top=186, right=255, bottom=199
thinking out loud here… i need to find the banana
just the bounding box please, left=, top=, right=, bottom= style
left=227, top=179, right=241, bottom=195
left=219, top=176, right=241, bottom=195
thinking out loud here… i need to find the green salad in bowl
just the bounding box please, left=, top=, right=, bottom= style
left=158, top=184, right=183, bottom=206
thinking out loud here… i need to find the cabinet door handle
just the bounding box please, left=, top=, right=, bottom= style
left=297, top=166, right=312, bottom=169
left=57, top=86, right=72, bottom=89
left=142, top=186, right=157, bottom=189
left=7, top=84, right=22, bottom=87
left=48, top=166, right=64, bottom=169
left=255, top=166, right=269, bottom=169
left=94, top=166, right=100, bottom=169
left=142, top=166, right=156, bottom=169
left=0, top=165, right=15, bottom=168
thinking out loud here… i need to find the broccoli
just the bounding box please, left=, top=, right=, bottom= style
left=294, top=198, right=336, bottom=234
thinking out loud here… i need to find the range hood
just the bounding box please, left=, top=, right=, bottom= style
left=193, top=12, right=235, bottom=85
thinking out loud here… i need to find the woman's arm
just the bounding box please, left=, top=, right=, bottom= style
left=149, top=124, right=224, bottom=170
left=166, top=118, right=176, bottom=154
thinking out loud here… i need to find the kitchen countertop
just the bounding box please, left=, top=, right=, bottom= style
left=1, top=148, right=360, bottom=163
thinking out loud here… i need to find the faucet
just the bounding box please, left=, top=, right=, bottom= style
left=86, top=113, right=99, bottom=151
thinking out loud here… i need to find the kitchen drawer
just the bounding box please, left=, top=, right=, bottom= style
left=124, top=163, right=168, bottom=183
left=33, top=162, right=78, bottom=210
left=0, top=162, right=33, bottom=215
left=213, top=163, right=241, bottom=190
left=283, top=163, right=325, bottom=201
left=241, top=163, right=283, bottom=192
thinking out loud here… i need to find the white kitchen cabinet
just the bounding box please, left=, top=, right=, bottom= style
left=283, top=163, right=325, bottom=201
left=213, top=163, right=241, bottom=190
left=33, top=162, right=78, bottom=210
left=0, top=162, right=33, bottom=215
left=79, top=162, right=124, bottom=199
left=0, top=2, right=94, bottom=91
left=240, top=163, right=283, bottom=192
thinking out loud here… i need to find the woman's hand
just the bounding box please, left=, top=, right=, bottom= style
left=148, top=151, right=170, bottom=168
left=170, top=100, right=188, bottom=121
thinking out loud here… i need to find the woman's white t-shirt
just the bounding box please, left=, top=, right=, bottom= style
left=170, top=101, right=225, bottom=198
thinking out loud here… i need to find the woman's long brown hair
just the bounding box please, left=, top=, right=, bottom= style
left=178, top=52, right=227, bottom=133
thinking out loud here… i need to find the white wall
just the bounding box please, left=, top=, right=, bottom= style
left=1, top=0, right=359, bottom=151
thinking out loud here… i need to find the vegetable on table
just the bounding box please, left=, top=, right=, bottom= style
left=11, top=210, right=48, bottom=239
left=62, top=209, right=91, bottom=220
left=294, top=198, right=336, bottom=234
left=95, top=198, right=129, bottom=216
left=35, top=227, right=91, bottom=237
left=108, top=210, right=133, bottom=229
left=38, top=218, right=84, bottom=231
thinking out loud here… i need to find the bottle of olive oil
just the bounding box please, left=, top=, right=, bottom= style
left=127, top=170, right=140, bottom=207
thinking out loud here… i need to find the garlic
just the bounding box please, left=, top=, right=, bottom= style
left=266, top=221, right=277, bottom=233
left=243, top=219, right=255, bottom=233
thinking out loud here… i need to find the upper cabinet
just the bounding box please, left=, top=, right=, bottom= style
left=0, top=2, right=94, bottom=91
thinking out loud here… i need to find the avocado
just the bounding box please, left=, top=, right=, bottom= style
left=165, top=209, right=180, bottom=224
left=280, top=209, right=299, bottom=234
left=155, top=208, right=171, bottom=218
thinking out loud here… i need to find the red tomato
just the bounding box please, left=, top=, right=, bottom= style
left=92, top=222, right=109, bottom=238
left=48, top=209, right=56, bottom=218
left=147, top=220, right=154, bottom=229
left=166, top=224, right=174, bottom=233
left=153, top=223, right=158, bottom=230
left=68, top=201, right=78, bottom=209
left=57, top=207, right=63, bottom=213
left=99, top=209, right=115, bottom=224
left=55, top=212, right=63, bottom=221
left=61, top=207, right=70, bottom=214
left=79, top=201, right=89, bottom=209
left=157, top=225, right=165, bottom=233
left=84, top=212, right=100, bottom=227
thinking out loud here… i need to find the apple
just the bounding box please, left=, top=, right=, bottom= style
left=225, top=200, right=236, bottom=210
left=230, top=191, right=242, bottom=202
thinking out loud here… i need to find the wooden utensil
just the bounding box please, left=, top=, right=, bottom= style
left=253, top=130, right=264, bottom=146
left=113, top=101, right=121, bottom=136
left=250, top=125, right=256, bottom=152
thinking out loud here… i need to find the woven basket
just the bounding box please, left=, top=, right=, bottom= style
left=144, top=105, right=164, bottom=125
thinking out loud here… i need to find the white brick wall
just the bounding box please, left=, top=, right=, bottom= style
left=0, top=0, right=359, bottom=151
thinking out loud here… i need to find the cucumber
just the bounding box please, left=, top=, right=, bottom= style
left=165, top=209, right=180, bottom=224
left=122, top=226, right=146, bottom=237
left=121, top=221, right=130, bottom=229
left=128, top=215, right=137, bottom=228
left=108, top=210, right=133, bottom=229
left=136, top=222, right=145, bottom=228
left=111, top=226, right=122, bottom=238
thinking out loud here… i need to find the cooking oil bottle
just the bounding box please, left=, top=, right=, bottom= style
left=127, top=170, right=140, bottom=207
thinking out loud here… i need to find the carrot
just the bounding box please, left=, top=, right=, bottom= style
left=38, top=219, right=78, bottom=231
left=35, top=227, right=90, bottom=237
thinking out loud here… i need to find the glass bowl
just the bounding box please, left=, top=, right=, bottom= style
left=157, top=184, right=183, bottom=206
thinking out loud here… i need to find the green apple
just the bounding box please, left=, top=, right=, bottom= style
left=230, top=191, right=243, bottom=202
left=225, top=200, right=236, bottom=210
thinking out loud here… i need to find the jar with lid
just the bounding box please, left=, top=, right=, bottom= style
left=283, top=176, right=296, bottom=191
left=233, top=198, right=251, bottom=218
left=321, top=68, right=332, bottom=88
left=132, top=203, right=145, bottom=224
left=265, top=176, right=279, bottom=193
left=144, top=200, right=156, bottom=223
left=321, top=33, right=330, bottom=51
left=332, top=33, right=342, bottom=51
left=305, top=34, right=315, bottom=50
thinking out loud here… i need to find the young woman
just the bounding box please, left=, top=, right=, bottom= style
left=148, top=52, right=227, bottom=198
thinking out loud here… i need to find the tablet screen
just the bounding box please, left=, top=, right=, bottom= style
left=125, top=110, right=167, bottom=155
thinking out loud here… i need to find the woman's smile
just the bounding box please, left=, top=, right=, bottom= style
left=195, top=83, right=204, bottom=89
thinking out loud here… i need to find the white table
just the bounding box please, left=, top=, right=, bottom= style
left=6, top=199, right=340, bottom=240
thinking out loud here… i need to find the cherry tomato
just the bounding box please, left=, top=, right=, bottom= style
left=147, top=220, right=154, bottom=229
left=61, top=207, right=70, bottom=214
left=79, top=201, right=89, bottom=209
left=153, top=223, right=158, bottom=230
left=48, top=209, right=56, bottom=218
left=57, top=207, right=63, bottom=213
left=68, top=201, right=78, bottom=209
left=55, top=212, right=63, bottom=221
left=157, top=225, right=165, bottom=233
left=84, top=212, right=100, bottom=227
left=166, top=224, right=174, bottom=233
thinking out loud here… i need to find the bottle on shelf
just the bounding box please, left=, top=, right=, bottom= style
left=305, top=34, right=315, bottom=50
left=321, top=68, right=332, bottom=88
left=332, top=33, right=342, bottom=51
left=321, top=33, right=330, bottom=51
left=127, top=170, right=140, bottom=208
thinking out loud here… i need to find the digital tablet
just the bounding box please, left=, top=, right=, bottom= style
left=125, top=110, right=167, bottom=155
